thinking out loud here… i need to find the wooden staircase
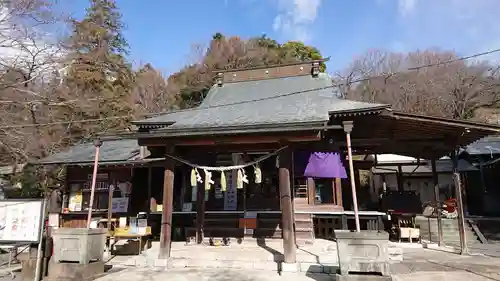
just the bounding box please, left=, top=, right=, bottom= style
left=295, top=213, right=315, bottom=245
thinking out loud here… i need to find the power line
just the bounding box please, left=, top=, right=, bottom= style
left=0, top=97, right=101, bottom=106
left=0, top=116, right=131, bottom=129
left=0, top=47, right=499, bottom=130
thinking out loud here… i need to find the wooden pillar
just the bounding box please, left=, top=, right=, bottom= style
left=307, top=178, right=316, bottom=205
left=196, top=175, right=205, bottom=243
left=159, top=150, right=175, bottom=259
left=86, top=139, right=102, bottom=228
left=279, top=147, right=296, bottom=263
left=146, top=166, right=152, bottom=215
left=397, top=165, right=404, bottom=191
left=431, top=158, right=443, bottom=246
left=335, top=178, right=343, bottom=208
left=451, top=151, right=468, bottom=255
left=179, top=167, right=187, bottom=210
left=331, top=179, right=336, bottom=204
left=106, top=178, right=113, bottom=233
left=343, top=121, right=360, bottom=232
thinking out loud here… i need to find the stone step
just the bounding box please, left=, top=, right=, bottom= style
left=420, top=235, right=480, bottom=242
left=420, top=229, right=473, bottom=235
left=421, top=231, right=478, bottom=237
left=167, top=258, right=339, bottom=273
left=419, top=225, right=474, bottom=231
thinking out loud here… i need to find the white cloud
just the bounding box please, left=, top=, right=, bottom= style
left=272, top=0, right=322, bottom=42
left=397, top=0, right=417, bottom=17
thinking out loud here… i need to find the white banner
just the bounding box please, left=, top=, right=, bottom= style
left=224, top=154, right=239, bottom=211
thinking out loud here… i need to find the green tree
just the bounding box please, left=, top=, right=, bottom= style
left=280, top=41, right=326, bottom=71
left=60, top=0, right=134, bottom=137
left=171, top=33, right=326, bottom=108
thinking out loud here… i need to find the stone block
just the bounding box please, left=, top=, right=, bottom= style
left=153, top=259, right=168, bottom=268
left=46, top=260, right=105, bottom=281
left=204, top=260, right=224, bottom=269
left=168, top=258, right=188, bottom=269
left=124, top=258, right=136, bottom=267
left=253, top=261, right=278, bottom=271
left=322, top=263, right=340, bottom=274
left=300, top=262, right=323, bottom=273
left=52, top=228, right=107, bottom=264
left=280, top=262, right=298, bottom=273
left=232, top=261, right=254, bottom=269
left=20, top=256, right=37, bottom=281
left=334, top=230, right=391, bottom=277
left=134, top=258, right=147, bottom=267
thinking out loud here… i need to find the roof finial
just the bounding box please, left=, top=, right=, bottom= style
left=311, top=62, right=320, bottom=77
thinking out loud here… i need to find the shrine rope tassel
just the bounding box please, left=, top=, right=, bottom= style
left=165, top=146, right=287, bottom=190
left=220, top=172, right=227, bottom=191
left=254, top=165, right=262, bottom=184
left=190, top=168, right=202, bottom=187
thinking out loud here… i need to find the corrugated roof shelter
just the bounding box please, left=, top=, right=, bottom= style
left=464, top=136, right=500, bottom=155
left=36, top=139, right=143, bottom=165
left=372, top=158, right=477, bottom=174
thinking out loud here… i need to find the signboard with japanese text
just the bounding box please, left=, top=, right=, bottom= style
left=0, top=199, right=44, bottom=243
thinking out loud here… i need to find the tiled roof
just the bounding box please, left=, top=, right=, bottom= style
left=37, top=139, right=140, bottom=165
left=134, top=73, right=388, bottom=131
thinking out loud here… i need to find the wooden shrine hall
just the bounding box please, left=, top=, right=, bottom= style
left=45, top=60, right=500, bottom=263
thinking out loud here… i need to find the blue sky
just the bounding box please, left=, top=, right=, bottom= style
left=65, top=0, right=500, bottom=75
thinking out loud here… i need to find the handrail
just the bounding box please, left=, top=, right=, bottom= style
left=467, top=219, right=489, bottom=244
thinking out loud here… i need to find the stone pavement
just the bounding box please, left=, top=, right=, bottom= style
left=96, top=245, right=500, bottom=281
left=92, top=266, right=500, bottom=281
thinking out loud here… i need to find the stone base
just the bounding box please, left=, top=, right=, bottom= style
left=334, top=230, right=391, bottom=276
left=279, top=262, right=298, bottom=273
left=334, top=274, right=392, bottom=281
left=45, top=261, right=105, bottom=281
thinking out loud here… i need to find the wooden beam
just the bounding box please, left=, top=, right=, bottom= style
left=344, top=121, right=360, bottom=232
left=330, top=179, right=336, bottom=204
left=147, top=166, right=152, bottom=215
left=139, top=133, right=320, bottom=147
left=106, top=178, right=113, bottom=234
left=307, top=178, right=315, bottom=205
left=431, top=159, right=443, bottom=246
left=196, top=178, right=205, bottom=243
left=397, top=165, right=403, bottom=191
left=279, top=147, right=296, bottom=263
left=452, top=152, right=468, bottom=255
left=335, top=178, right=343, bottom=208
left=179, top=143, right=283, bottom=154
left=179, top=166, right=187, bottom=212
left=158, top=149, right=175, bottom=259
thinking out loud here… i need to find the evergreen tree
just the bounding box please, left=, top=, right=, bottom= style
left=61, top=0, right=134, bottom=137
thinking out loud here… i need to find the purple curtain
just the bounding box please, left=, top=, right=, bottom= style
left=303, top=152, right=347, bottom=179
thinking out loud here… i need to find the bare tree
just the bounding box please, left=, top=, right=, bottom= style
left=0, top=0, right=65, bottom=164
left=132, top=63, right=177, bottom=115
left=337, top=49, right=500, bottom=120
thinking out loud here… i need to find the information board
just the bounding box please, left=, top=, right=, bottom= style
left=0, top=200, right=44, bottom=243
